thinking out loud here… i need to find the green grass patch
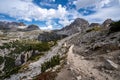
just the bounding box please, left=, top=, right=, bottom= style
left=0, top=56, right=4, bottom=65
left=86, top=26, right=102, bottom=33
left=28, top=53, right=44, bottom=61
left=109, top=20, right=120, bottom=34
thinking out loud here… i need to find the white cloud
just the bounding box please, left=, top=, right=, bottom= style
left=0, top=0, right=68, bottom=21
left=57, top=9, right=83, bottom=27
left=97, top=0, right=111, bottom=8
left=0, top=0, right=72, bottom=29
left=40, top=25, right=53, bottom=30
left=85, top=6, right=120, bottom=23
left=58, top=19, right=71, bottom=26
left=0, top=0, right=120, bottom=29
left=73, top=0, right=119, bottom=10
left=73, top=0, right=97, bottom=10
left=73, top=0, right=120, bottom=23
left=52, top=0, right=55, bottom=2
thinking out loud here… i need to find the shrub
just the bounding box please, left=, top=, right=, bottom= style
left=9, top=40, right=52, bottom=55
left=109, top=20, right=120, bottom=33
left=41, top=55, right=60, bottom=72
left=2, top=66, right=21, bottom=79
left=0, top=57, right=20, bottom=79
left=86, top=26, right=102, bottom=33
left=0, top=56, right=4, bottom=65
left=28, top=53, right=44, bottom=61
left=3, top=57, right=15, bottom=72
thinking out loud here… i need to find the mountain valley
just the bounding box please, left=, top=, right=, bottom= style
left=0, top=18, right=120, bottom=80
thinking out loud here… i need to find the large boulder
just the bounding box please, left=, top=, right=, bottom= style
left=15, top=59, right=22, bottom=66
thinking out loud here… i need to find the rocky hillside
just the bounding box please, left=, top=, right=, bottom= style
left=61, top=20, right=120, bottom=80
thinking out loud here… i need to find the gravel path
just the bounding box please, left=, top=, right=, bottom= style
left=66, top=45, right=113, bottom=80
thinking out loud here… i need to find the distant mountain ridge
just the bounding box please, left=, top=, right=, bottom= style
left=56, top=18, right=115, bottom=36
left=34, top=18, right=114, bottom=42
left=0, top=21, right=40, bottom=31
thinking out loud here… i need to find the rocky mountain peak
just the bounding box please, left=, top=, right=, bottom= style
left=26, top=24, right=40, bottom=31
left=102, top=19, right=113, bottom=27
left=58, top=18, right=89, bottom=35
left=73, top=18, right=89, bottom=25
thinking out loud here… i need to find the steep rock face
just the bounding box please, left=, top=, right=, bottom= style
left=57, top=18, right=89, bottom=35
left=26, top=24, right=40, bottom=31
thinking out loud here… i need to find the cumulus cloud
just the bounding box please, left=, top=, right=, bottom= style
left=73, top=0, right=117, bottom=10
left=40, top=25, right=53, bottom=30
left=0, top=0, right=67, bottom=21
left=85, top=6, right=120, bottom=23
left=73, top=0, right=120, bottom=23
left=73, top=0, right=97, bottom=10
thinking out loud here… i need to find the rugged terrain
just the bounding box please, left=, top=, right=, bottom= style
left=0, top=18, right=120, bottom=80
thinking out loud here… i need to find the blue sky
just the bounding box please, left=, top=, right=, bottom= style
left=0, top=0, right=120, bottom=30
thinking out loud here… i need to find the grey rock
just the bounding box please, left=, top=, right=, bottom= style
left=76, top=75, right=82, bottom=80
left=15, top=59, right=22, bottom=66
left=104, top=59, right=118, bottom=70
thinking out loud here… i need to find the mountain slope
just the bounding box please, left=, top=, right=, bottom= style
left=62, top=20, right=120, bottom=80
